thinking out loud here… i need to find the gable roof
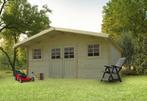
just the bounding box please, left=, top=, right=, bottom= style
left=14, top=27, right=109, bottom=48
left=13, top=27, right=122, bottom=53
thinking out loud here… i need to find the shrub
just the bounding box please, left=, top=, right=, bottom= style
left=121, top=65, right=138, bottom=75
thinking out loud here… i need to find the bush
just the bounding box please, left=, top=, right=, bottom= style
left=121, top=65, right=138, bottom=75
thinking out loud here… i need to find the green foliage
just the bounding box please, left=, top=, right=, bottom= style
left=0, top=0, right=51, bottom=70
left=2, top=0, right=51, bottom=36
left=119, top=32, right=134, bottom=64
left=102, top=0, right=147, bottom=69
left=0, top=53, right=10, bottom=69
left=102, top=0, right=147, bottom=37
left=143, top=36, right=147, bottom=54
left=16, top=48, right=26, bottom=67
left=142, top=35, right=147, bottom=69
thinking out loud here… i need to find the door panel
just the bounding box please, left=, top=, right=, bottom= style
left=63, top=47, right=77, bottom=78
left=50, top=60, right=62, bottom=78
left=63, top=60, right=77, bottom=78
left=49, top=47, right=63, bottom=78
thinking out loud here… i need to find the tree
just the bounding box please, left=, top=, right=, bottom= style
left=0, top=0, right=51, bottom=76
left=119, top=32, right=134, bottom=65
left=102, top=0, right=147, bottom=38
left=0, top=0, right=10, bottom=32
left=141, top=37, right=147, bottom=68
left=102, top=0, right=147, bottom=67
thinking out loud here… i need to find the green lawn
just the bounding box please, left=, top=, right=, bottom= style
left=0, top=71, right=147, bottom=101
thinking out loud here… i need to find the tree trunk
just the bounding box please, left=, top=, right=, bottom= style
left=0, top=0, right=7, bottom=16
left=12, top=36, right=18, bottom=76
left=0, top=47, right=16, bottom=76
left=0, top=35, right=18, bottom=76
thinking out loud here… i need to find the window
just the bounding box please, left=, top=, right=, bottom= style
left=51, top=48, right=61, bottom=59
left=88, top=44, right=99, bottom=56
left=33, top=49, right=41, bottom=59
left=64, top=47, right=74, bottom=58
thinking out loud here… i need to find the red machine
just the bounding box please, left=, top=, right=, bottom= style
left=15, top=73, right=32, bottom=83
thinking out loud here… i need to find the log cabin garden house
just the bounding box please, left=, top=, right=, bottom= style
left=14, top=27, right=121, bottom=79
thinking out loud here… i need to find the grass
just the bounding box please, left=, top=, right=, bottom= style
left=0, top=70, right=147, bottom=101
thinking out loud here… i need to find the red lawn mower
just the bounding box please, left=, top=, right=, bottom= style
left=15, top=70, right=33, bottom=83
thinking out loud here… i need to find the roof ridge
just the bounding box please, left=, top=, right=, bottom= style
left=14, top=27, right=108, bottom=48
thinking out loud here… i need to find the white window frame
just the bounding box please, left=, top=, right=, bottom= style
left=51, top=48, right=61, bottom=59
left=88, top=44, right=99, bottom=57
left=32, top=49, right=41, bottom=59
left=64, top=47, right=74, bottom=59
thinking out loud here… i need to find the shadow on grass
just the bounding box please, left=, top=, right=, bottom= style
left=0, top=69, right=12, bottom=79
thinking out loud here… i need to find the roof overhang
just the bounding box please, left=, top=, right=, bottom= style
left=14, top=27, right=109, bottom=48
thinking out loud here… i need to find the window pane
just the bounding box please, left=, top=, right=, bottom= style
left=56, top=53, right=60, bottom=56
left=64, top=48, right=68, bottom=52
left=94, top=49, right=99, bottom=53
left=52, top=53, right=55, bottom=56
left=88, top=49, right=93, bottom=53
left=70, top=55, right=74, bottom=58
left=94, top=44, right=99, bottom=48
left=64, top=55, right=68, bottom=58
left=52, top=56, right=55, bottom=59
left=88, top=45, right=93, bottom=48
left=56, top=48, right=60, bottom=51
left=64, top=47, right=74, bottom=59
left=33, top=49, right=41, bottom=59
left=70, top=48, right=74, bottom=51
left=51, top=48, right=61, bottom=59
left=38, top=56, right=41, bottom=59
left=94, top=53, right=99, bottom=56
left=56, top=56, right=60, bottom=59
left=88, top=53, right=93, bottom=56
left=88, top=44, right=99, bottom=57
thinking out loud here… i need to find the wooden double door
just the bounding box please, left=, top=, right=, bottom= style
left=49, top=46, right=77, bottom=78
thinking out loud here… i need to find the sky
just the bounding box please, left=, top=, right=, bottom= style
left=28, top=0, right=109, bottom=32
